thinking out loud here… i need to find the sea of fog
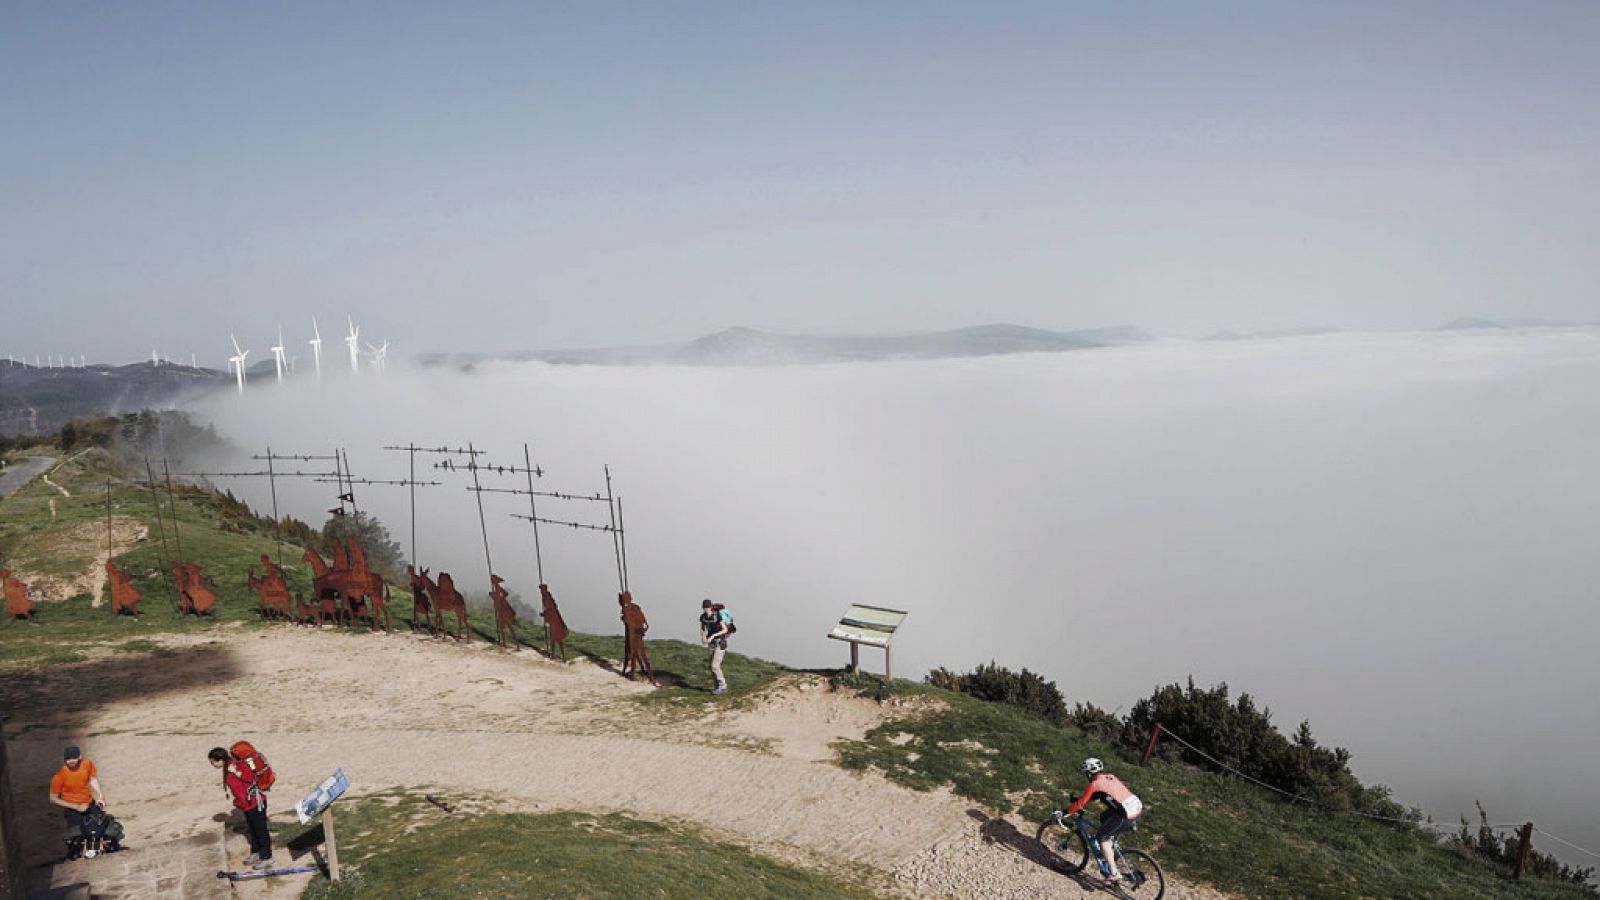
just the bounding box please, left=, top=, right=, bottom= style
left=189, top=328, right=1600, bottom=859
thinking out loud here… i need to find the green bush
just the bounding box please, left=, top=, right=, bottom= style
left=926, top=662, right=1070, bottom=726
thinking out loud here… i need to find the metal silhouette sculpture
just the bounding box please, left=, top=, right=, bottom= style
left=180, top=557, right=219, bottom=611
left=105, top=561, right=142, bottom=616
left=489, top=574, right=519, bottom=649
left=539, top=583, right=568, bottom=660
left=419, top=570, right=470, bottom=641
left=301, top=541, right=391, bottom=632
left=246, top=566, right=292, bottom=620
left=1, top=568, right=34, bottom=620
left=619, top=590, right=652, bottom=681
left=293, top=592, right=324, bottom=626
left=406, top=564, right=434, bottom=635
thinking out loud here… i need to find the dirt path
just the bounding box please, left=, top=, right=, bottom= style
left=4, top=516, right=147, bottom=605
left=8, top=629, right=1233, bottom=899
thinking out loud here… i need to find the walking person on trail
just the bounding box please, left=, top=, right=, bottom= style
left=49, top=745, right=106, bottom=857
left=700, top=599, right=734, bottom=695
left=210, top=743, right=276, bottom=870
left=1064, top=757, right=1144, bottom=887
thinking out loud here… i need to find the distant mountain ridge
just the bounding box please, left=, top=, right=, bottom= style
left=422, top=323, right=1152, bottom=368
left=0, top=363, right=225, bottom=437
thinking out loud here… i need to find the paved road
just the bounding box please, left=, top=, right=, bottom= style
left=0, top=455, right=53, bottom=497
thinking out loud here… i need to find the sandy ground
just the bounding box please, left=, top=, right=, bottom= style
left=8, top=627, right=1235, bottom=899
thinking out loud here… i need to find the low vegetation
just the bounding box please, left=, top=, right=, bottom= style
left=272, top=792, right=876, bottom=900
left=834, top=666, right=1596, bottom=899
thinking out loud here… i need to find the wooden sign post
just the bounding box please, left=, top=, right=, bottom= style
left=296, top=769, right=349, bottom=883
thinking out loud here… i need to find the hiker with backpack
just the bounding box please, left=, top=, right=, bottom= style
left=209, top=742, right=276, bottom=870
left=700, top=599, right=735, bottom=695
left=49, top=744, right=111, bottom=858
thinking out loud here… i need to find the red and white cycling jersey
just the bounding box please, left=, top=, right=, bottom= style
left=1065, top=772, right=1143, bottom=818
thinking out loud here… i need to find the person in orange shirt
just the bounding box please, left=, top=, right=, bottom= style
left=48, top=745, right=107, bottom=846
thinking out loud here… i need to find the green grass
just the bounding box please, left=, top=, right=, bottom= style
left=270, top=792, right=877, bottom=900
left=831, top=676, right=1594, bottom=900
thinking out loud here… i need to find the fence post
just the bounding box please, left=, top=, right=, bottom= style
left=1140, top=723, right=1164, bottom=767
left=1513, top=822, right=1533, bottom=879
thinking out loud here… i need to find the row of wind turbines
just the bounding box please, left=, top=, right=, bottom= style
left=227, top=317, right=388, bottom=393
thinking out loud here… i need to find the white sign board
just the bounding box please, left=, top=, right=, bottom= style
left=296, top=768, right=349, bottom=824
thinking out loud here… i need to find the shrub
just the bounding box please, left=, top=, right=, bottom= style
left=926, top=662, right=1069, bottom=726
left=1122, top=678, right=1373, bottom=811
left=1448, top=802, right=1596, bottom=888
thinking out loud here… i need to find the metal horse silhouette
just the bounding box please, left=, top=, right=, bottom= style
left=1, top=568, right=34, bottom=620
left=406, top=564, right=433, bottom=635
left=301, top=537, right=391, bottom=631
left=416, top=569, right=470, bottom=641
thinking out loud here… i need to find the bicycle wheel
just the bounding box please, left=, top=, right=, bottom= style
left=1116, top=848, right=1165, bottom=899
left=1033, top=816, right=1090, bottom=874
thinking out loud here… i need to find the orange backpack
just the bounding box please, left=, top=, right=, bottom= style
left=230, top=741, right=275, bottom=791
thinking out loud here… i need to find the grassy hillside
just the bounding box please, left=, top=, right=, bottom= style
left=832, top=673, right=1595, bottom=899
left=7, top=433, right=1593, bottom=899
left=271, top=791, right=876, bottom=900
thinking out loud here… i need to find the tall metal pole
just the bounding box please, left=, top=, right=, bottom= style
left=615, top=496, right=630, bottom=592
left=603, top=465, right=624, bottom=593
left=143, top=458, right=176, bottom=605
left=265, top=447, right=283, bottom=567
left=408, top=444, right=418, bottom=566
left=523, top=444, right=544, bottom=584
left=340, top=448, right=360, bottom=518
left=162, top=458, right=183, bottom=560
left=104, top=479, right=113, bottom=563
left=468, top=442, right=494, bottom=580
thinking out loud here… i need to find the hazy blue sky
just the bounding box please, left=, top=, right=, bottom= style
left=3, top=2, right=1598, bottom=362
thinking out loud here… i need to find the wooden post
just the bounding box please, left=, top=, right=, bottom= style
left=1140, top=723, right=1164, bottom=767
left=322, top=807, right=340, bottom=882
left=884, top=645, right=892, bottom=680
left=1513, top=822, right=1533, bottom=879
left=849, top=641, right=859, bottom=674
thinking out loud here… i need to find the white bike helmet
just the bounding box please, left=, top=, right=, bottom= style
left=1082, top=757, right=1104, bottom=775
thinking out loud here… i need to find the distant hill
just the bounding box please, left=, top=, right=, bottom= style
left=421, top=323, right=1152, bottom=368
left=1437, top=316, right=1583, bottom=331
left=0, top=362, right=225, bottom=437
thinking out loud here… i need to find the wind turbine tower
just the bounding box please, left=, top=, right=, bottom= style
left=309, top=317, right=324, bottom=381
left=228, top=335, right=250, bottom=394
left=270, top=325, right=287, bottom=384
left=345, top=317, right=361, bottom=374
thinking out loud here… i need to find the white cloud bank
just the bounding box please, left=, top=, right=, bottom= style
left=190, top=327, right=1600, bottom=857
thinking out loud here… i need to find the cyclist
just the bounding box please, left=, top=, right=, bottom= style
left=1064, top=757, right=1144, bottom=885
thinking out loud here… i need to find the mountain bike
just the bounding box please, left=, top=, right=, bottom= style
left=1035, top=808, right=1165, bottom=898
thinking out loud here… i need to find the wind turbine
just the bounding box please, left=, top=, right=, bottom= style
left=364, top=339, right=389, bottom=375
left=270, top=325, right=287, bottom=384
left=345, top=317, right=361, bottom=374
left=309, top=318, right=324, bottom=381
left=228, top=335, right=250, bottom=394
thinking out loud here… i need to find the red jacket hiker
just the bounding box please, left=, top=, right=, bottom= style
left=223, top=760, right=264, bottom=811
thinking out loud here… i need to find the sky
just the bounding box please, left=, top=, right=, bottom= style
left=3, top=2, right=1598, bottom=364
left=192, top=328, right=1600, bottom=866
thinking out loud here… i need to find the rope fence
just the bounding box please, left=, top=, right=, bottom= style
left=1144, top=722, right=1597, bottom=878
